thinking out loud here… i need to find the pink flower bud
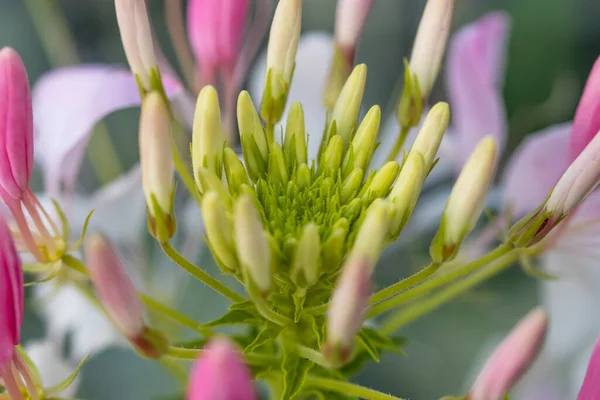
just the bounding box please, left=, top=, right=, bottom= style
left=570, top=56, right=600, bottom=161
left=0, top=215, right=23, bottom=364
left=469, top=308, right=548, bottom=400
left=85, top=233, right=144, bottom=338
left=324, top=255, right=371, bottom=364
left=578, top=335, right=600, bottom=399
left=0, top=47, right=33, bottom=201
left=187, top=337, right=257, bottom=400
left=187, top=0, right=250, bottom=75
left=334, top=0, right=374, bottom=62
left=115, top=0, right=157, bottom=90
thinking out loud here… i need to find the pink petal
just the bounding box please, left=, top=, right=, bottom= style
left=570, top=56, right=600, bottom=161
left=446, top=12, right=510, bottom=168
left=32, top=65, right=183, bottom=196
left=578, top=336, right=600, bottom=399
left=502, top=123, right=572, bottom=217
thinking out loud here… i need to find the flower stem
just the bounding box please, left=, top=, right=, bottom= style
left=369, top=262, right=441, bottom=305
left=252, top=292, right=292, bottom=327
left=379, top=250, right=521, bottom=335
left=160, top=241, right=245, bottom=303
left=295, top=345, right=329, bottom=368
left=166, top=346, right=277, bottom=366
left=367, top=243, right=515, bottom=318
left=304, top=375, right=405, bottom=400
left=139, top=294, right=213, bottom=337
left=386, top=125, right=410, bottom=162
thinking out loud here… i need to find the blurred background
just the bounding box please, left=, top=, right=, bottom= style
left=1, top=0, right=599, bottom=398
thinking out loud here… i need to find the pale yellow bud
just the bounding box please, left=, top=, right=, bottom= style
left=411, top=102, right=450, bottom=168
left=202, top=192, right=238, bottom=272
left=351, top=199, right=390, bottom=268
left=330, top=64, right=367, bottom=149
left=266, top=0, right=302, bottom=86
left=388, top=151, right=426, bottom=235
left=291, top=223, right=321, bottom=288
left=349, top=105, right=381, bottom=172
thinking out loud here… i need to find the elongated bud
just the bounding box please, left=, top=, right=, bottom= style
left=510, top=131, right=600, bottom=246
left=296, top=163, right=312, bottom=189
left=192, top=86, right=224, bottom=190
left=388, top=151, right=426, bottom=235
left=223, top=148, right=250, bottom=193
left=577, top=334, right=600, bottom=400
left=351, top=199, right=390, bottom=268
left=345, top=105, right=380, bottom=174
left=341, top=167, right=364, bottom=204
left=139, top=92, right=174, bottom=217
left=86, top=234, right=144, bottom=338
left=261, top=0, right=302, bottom=123
left=234, top=194, right=271, bottom=293
left=0, top=216, right=23, bottom=365
left=202, top=192, right=238, bottom=272
left=409, top=0, right=454, bottom=98
left=323, top=255, right=370, bottom=365
left=322, top=218, right=350, bottom=271
left=411, top=102, right=450, bottom=168
left=187, top=0, right=251, bottom=78
left=431, top=137, right=497, bottom=262
left=570, top=56, right=600, bottom=161
left=238, top=91, right=269, bottom=180
left=362, top=161, right=400, bottom=202
left=329, top=64, right=367, bottom=150
left=319, top=135, right=343, bottom=178
left=284, top=102, right=307, bottom=166
left=291, top=223, right=321, bottom=288
left=0, top=48, right=33, bottom=201
left=469, top=308, right=548, bottom=400
left=187, top=337, right=257, bottom=400
left=115, top=0, right=157, bottom=91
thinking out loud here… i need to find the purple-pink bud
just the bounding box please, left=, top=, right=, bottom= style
left=577, top=334, right=600, bottom=399
left=187, top=337, right=257, bottom=400
left=570, top=56, right=600, bottom=161
left=324, top=255, right=371, bottom=364
left=469, top=308, right=548, bottom=400
left=0, top=47, right=33, bottom=201
left=85, top=233, right=144, bottom=339
left=334, top=0, right=374, bottom=62
left=187, top=0, right=250, bottom=74
left=0, top=215, right=24, bottom=365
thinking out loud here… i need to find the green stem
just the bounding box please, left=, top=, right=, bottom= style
left=160, top=241, right=245, bottom=303
left=304, top=376, right=405, bottom=400
left=24, top=0, right=123, bottom=185
left=380, top=251, right=521, bottom=335
left=252, top=293, right=292, bottom=327
left=295, top=345, right=329, bottom=368
left=266, top=122, right=275, bottom=144
left=139, top=294, right=213, bottom=337
left=166, top=346, right=277, bottom=366
left=367, top=243, right=515, bottom=318
left=386, top=125, right=410, bottom=162
left=369, top=262, right=440, bottom=306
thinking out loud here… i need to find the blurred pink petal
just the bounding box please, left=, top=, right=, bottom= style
left=578, top=336, right=600, bottom=399
left=502, top=123, right=572, bottom=217
left=32, top=65, right=183, bottom=196
left=446, top=12, right=510, bottom=168
left=570, top=56, right=600, bottom=161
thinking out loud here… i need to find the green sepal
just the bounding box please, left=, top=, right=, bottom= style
left=429, top=215, right=461, bottom=263
left=205, top=308, right=261, bottom=327
left=292, top=290, right=306, bottom=323
left=260, top=68, right=290, bottom=124
left=508, top=204, right=553, bottom=248
left=397, top=59, right=424, bottom=129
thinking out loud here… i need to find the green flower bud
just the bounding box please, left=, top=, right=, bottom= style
left=284, top=102, right=307, bottom=167
left=341, top=167, right=364, bottom=204
left=347, top=105, right=381, bottom=173
left=202, top=192, right=238, bottom=272
left=351, top=199, right=390, bottom=268
left=238, top=91, right=269, bottom=159
left=297, top=163, right=313, bottom=189
left=319, top=135, right=343, bottom=178
left=223, top=148, right=250, bottom=194
left=196, top=167, right=231, bottom=208
left=362, top=161, right=400, bottom=202
left=330, top=64, right=367, bottom=150
left=411, top=102, right=450, bottom=169
left=268, top=142, right=289, bottom=186
left=388, top=151, right=426, bottom=236
left=291, top=223, right=321, bottom=288
left=322, top=218, right=350, bottom=272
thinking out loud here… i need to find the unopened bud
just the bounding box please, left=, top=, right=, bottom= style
left=115, top=0, right=157, bottom=90
left=86, top=234, right=144, bottom=338
left=345, top=105, right=380, bottom=174
left=238, top=91, right=269, bottom=180
left=330, top=64, right=367, bottom=150
left=351, top=199, right=389, bottom=267
left=322, top=219, right=350, bottom=271
left=284, top=102, right=307, bottom=166
left=341, top=167, right=364, bottom=204
left=223, top=148, right=250, bottom=193
left=388, top=151, right=426, bottom=235
left=202, top=192, right=238, bottom=272
left=296, top=163, right=312, bottom=189
left=291, top=223, right=321, bottom=288
left=261, top=0, right=302, bottom=123
left=267, top=142, right=288, bottom=186
left=430, top=137, right=497, bottom=262
left=139, top=92, right=174, bottom=222
left=324, top=255, right=370, bottom=365
left=470, top=308, right=548, bottom=400
left=409, top=0, right=454, bottom=98
left=411, top=102, right=450, bottom=169
left=234, top=194, right=271, bottom=293
left=319, top=135, right=343, bottom=178
left=192, top=86, right=224, bottom=190
left=196, top=167, right=231, bottom=207
left=362, top=161, right=400, bottom=202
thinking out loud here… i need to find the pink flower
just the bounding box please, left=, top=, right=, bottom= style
left=578, top=335, right=600, bottom=399
left=570, top=56, right=600, bottom=161
left=334, top=0, right=374, bottom=62
left=469, top=308, right=548, bottom=400
left=187, top=337, right=257, bottom=400
left=0, top=47, right=33, bottom=202
left=187, top=0, right=250, bottom=78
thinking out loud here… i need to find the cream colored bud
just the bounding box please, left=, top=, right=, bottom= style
left=192, top=86, right=224, bottom=189
left=202, top=192, right=238, bottom=271
left=139, top=92, right=174, bottom=216
left=409, top=0, right=454, bottom=97
left=266, top=0, right=302, bottom=86
left=388, top=151, right=426, bottom=235
left=411, top=102, right=450, bottom=168
left=238, top=91, right=269, bottom=159
left=330, top=64, right=367, bottom=149
left=291, top=223, right=321, bottom=288
left=351, top=199, right=389, bottom=268
left=115, top=0, right=157, bottom=90
left=234, top=194, right=271, bottom=293
left=363, top=161, right=400, bottom=201
left=349, top=105, right=381, bottom=172
left=284, top=102, right=307, bottom=166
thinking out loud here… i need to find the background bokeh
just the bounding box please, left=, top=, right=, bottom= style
left=1, top=0, right=598, bottom=398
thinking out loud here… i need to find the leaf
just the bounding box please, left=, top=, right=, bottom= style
left=229, top=300, right=258, bottom=312
left=358, top=332, right=380, bottom=362
left=281, top=347, right=312, bottom=400
left=292, top=291, right=306, bottom=323
left=205, top=309, right=260, bottom=327
left=360, top=327, right=406, bottom=355
left=45, top=354, right=90, bottom=396
left=245, top=325, right=282, bottom=354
